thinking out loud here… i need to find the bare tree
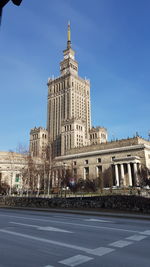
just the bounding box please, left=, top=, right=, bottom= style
left=94, top=173, right=104, bottom=193
left=0, top=181, right=10, bottom=195
left=138, top=166, right=150, bottom=187
left=102, top=167, right=113, bottom=190
left=8, top=151, right=15, bottom=195
left=21, top=154, right=39, bottom=196
left=16, top=143, right=29, bottom=154
left=40, top=144, right=54, bottom=197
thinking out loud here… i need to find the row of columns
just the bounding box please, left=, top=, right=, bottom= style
left=115, top=162, right=139, bottom=187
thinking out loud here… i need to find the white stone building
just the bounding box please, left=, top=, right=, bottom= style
left=0, top=152, right=27, bottom=192
left=54, top=137, right=150, bottom=187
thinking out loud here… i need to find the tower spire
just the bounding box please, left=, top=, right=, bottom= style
left=67, top=21, right=71, bottom=49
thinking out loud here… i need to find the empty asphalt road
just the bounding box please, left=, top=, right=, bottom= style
left=0, top=208, right=150, bottom=267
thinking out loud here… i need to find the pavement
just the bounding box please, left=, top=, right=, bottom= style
left=0, top=208, right=150, bottom=266
left=1, top=205, right=150, bottom=220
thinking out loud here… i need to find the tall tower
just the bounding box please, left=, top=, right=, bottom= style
left=47, top=23, right=91, bottom=156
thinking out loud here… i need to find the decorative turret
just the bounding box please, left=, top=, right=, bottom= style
left=60, top=22, right=78, bottom=76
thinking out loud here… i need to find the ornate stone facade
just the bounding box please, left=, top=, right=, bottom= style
left=0, top=152, right=44, bottom=193
left=1, top=24, right=149, bottom=191
left=0, top=152, right=27, bottom=191
left=47, top=23, right=91, bottom=156
left=89, top=127, right=108, bottom=145
left=30, top=127, right=48, bottom=158
left=30, top=24, right=150, bottom=188
left=54, top=137, right=150, bottom=187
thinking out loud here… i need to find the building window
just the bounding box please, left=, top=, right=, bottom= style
left=84, top=167, right=89, bottom=180
left=15, top=174, right=20, bottom=183
left=85, top=160, right=88, bottom=164
left=96, top=166, right=102, bottom=177
left=111, top=156, right=115, bottom=161
left=97, top=158, right=101, bottom=163
left=73, top=168, right=77, bottom=177
left=127, top=154, right=131, bottom=157
left=73, top=161, right=76, bottom=166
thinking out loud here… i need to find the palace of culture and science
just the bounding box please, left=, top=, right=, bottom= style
left=47, top=22, right=92, bottom=156
left=30, top=23, right=107, bottom=158
left=0, top=24, right=150, bottom=189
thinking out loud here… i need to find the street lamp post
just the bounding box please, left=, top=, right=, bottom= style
left=9, top=172, right=13, bottom=195
left=63, top=162, right=67, bottom=198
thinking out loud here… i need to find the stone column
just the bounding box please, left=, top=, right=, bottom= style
left=52, top=171, right=54, bottom=187
left=120, top=164, right=125, bottom=187
left=37, top=173, right=40, bottom=196
left=47, top=172, right=51, bottom=196
left=56, top=170, right=58, bottom=186
left=127, top=163, right=132, bottom=186
left=133, top=162, right=138, bottom=186
left=115, top=164, right=119, bottom=186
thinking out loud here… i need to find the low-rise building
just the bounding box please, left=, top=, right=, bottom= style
left=0, top=152, right=27, bottom=192
left=54, top=137, right=150, bottom=187
left=0, top=152, right=44, bottom=194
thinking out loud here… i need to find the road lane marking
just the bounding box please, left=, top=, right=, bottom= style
left=140, top=230, right=150, bottom=235
left=0, top=214, right=139, bottom=233
left=59, top=254, right=93, bottom=266
left=88, top=247, right=115, bottom=256
left=84, top=219, right=112, bottom=223
left=126, top=235, right=147, bottom=241
left=0, top=229, right=116, bottom=257
left=0, top=229, right=93, bottom=253
left=10, top=222, right=73, bottom=233
left=109, top=240, right=133, bottom=248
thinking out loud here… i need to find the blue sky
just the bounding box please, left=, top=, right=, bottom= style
left=0, top=0, right=150, bottom=151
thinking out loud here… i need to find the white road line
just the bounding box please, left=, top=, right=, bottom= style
left=126, top=235, right=147, bottom=241
left=140, top=230, right=150, bottom=235
left=88, top=247, right=115, bottom=256
left=84, top=219, right=112, bottom=223
left=59, top=254, right=93, bottom=266
left=0, top=229, right=91, bottom=253
left=0, top=229, right=115, bottom=257
left=10, top=222, right=73, bottom=233
left=109, top=240, right=133, bottom=248
left=0, top=214, right=139, bottom=233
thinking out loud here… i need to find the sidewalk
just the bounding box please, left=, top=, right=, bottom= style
left=1, top=205, right=150, bottom=220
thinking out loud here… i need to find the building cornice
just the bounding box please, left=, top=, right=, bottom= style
left=55, top=144, right=148, bottom=161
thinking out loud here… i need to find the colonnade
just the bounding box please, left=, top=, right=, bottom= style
left=114, top=162, right=139, bottom=187
left=51, top=169, right=63, bottom=187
